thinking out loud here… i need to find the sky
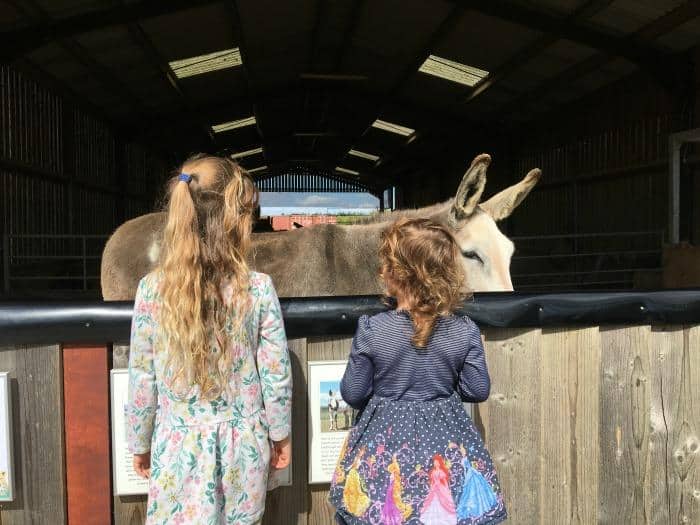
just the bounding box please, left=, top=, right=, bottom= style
left=260, top=192, right=379, bottom=215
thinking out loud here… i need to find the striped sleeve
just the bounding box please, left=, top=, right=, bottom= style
left=457, top=317, right=491, bottom=403
left=340, top=315, right=374, bottom=409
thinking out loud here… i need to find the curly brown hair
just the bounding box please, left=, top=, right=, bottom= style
left=379, top=217, right=468, bottom=348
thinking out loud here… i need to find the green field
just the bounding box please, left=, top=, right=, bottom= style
left=319, top=407, right=353, bottom=433
left=334, top=215, right=367, bottom=225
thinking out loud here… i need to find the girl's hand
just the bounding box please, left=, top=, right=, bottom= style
left=270, top=437, right=291, bottom=469
left=133, top=452, right=151, bottom=479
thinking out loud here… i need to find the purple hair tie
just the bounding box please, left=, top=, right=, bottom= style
left=178, top=173, right=192, bottom=183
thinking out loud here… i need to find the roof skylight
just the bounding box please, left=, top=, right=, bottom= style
left=169, top=48, right=242, bottom=79
left=371, top=119, right=415, bottom=137
left=248, top=165, right=267, bottom=174
left=212, top=116, right=256, bottom=133
left=348, top=149, right=380, bottom=162
left=336, top=166, right=360, bottom=176
left=418, top=55, right=489, bottom=87
left=230, top=146, right=263, bottom=159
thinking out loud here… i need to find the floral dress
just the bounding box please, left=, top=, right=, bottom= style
left=126, top=271, right=292, bottom=525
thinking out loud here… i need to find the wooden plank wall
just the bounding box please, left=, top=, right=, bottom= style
left=480, top=325, right=700, bottom=525
left=0, top=344, right=66, bottom=524
left=110, top=326, right=700, bottom=525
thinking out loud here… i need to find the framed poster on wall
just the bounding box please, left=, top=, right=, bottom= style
left=307, top=360, right=351, bottom=484
left=0, top=372, right=14, bottom=501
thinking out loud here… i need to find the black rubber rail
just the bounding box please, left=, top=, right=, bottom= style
left=1, top=290, right=699, bottom=345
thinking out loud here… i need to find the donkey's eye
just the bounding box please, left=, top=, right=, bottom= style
left=462, top=250, right=484, bottom=264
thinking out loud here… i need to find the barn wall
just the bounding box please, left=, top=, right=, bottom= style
left=691, top=46, right=700, bottom=246
left=398, top=59, right=700, bottom=249
left=506, top=70, right=698, bottom=242
left=107, top=325, right=700, bottom=525
left=0, top=64, right=167, bottom=241
left=400, top=134, right=513, bottom=210
left=498, top=67, right=699, bottom=289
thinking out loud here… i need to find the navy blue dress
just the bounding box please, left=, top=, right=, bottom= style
left=329, top=311, right=507, bottom=525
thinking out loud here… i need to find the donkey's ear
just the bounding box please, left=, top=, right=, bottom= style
left=480, top=168, right=541, bottom=221
left=448, top=153, right=490, bottom=229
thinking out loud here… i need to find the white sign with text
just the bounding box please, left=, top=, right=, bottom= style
left=308, top=360, right=350, bottom=484
left=0, top=373, right=14, bottom=501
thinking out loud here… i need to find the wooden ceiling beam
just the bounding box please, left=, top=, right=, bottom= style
left=493, top=1, right=700, bottom=119
left=0, top=0, right=220, bottom=59
left=348, top=5, right=464, bottom=185
left=124, top=18, right=215, bottom=146
left=456, top=0, right=616, bottom=106
left=6, top=0, right=153, bottom=121
left=308, top=0, right=367, bottom=158
left=223, top=1, right=264, bottom=144
left=451, top=0, right=677, bottom=80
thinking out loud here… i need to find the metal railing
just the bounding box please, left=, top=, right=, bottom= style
left=0, top=230, right=667, bottom=296
left=510, top=230, right=665, bottom=290
left=2, top=234, right=109, bottom=296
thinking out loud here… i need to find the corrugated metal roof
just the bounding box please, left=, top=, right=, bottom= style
left=255, top=165, right=373, bottom=194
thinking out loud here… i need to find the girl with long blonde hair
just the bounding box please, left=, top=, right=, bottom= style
left=126, top=154, right=292, bottom=525
left=329, top=217, right=506, bottom=525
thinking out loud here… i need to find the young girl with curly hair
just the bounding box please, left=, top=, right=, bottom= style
left=126, top=154, right=292, bottom=525
left=329, top=217, right=506, bottom=525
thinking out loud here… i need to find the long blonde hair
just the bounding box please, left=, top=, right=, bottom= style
left=379, top=217, right=467, bottom=347
left=157, top=154, right=258, bottom=399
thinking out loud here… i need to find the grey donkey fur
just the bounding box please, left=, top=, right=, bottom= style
left=100, top=154, right=540, bottom=300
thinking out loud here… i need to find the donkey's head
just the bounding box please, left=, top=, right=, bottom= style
left=443, top=153, right=540, bottom=292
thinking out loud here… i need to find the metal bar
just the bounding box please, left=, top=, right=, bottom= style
left=511, top=231, right=664, bottom=241
left=513, top=268, right=663, bottom=279
left=2, top=291, right=700, bottom=345
left=669, top=135, right=681, bottom=244
left=8, top=276, right=100, bottom=281
left=11, top=255, right=103, bottom=260
left=512, top=250, right=661, bottom=261
left=8, top=234, right=109, bottom=239
left=82, top=237, right=87, bottom=291
left=2, top=234, right=10, bottom=294
left=0, top=158, right=147, bottom=201
left=515, top=280, right=633, bottom=289
left=667, top=128, right=700, bottom=244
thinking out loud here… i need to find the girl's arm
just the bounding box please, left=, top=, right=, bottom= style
left=457, top=318, right=491, bottom=403
left=126, top=277, right=159, bottom=454
left=340, top=315, right=374, bottom=409
left=257, top=275, right=292, bottom=442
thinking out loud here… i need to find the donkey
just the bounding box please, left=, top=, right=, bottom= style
left=100, top=154, right=540, bottom=300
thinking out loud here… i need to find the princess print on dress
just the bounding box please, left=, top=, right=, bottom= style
left=343, top=448, right=371, bottom=517
left=381, top=455, right=412, bottom=524
left=456, top=446, right=499, bottom=521
left=420, top=454, right=457, bottom=525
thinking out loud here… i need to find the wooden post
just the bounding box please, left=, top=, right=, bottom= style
left=63, top=345, right=112, bottom=525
